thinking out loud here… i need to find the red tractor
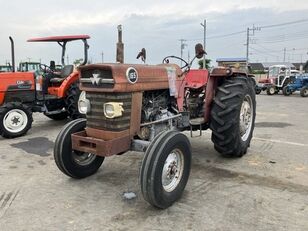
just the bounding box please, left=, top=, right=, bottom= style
left=54, top=44, right=256, bottom=208
left=0, top=35, right=90, bottom=138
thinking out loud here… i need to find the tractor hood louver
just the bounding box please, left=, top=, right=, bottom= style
left=80, top=68, right=114, bottom=88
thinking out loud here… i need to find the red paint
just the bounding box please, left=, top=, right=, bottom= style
left=28, top=35, right=90, bottom=42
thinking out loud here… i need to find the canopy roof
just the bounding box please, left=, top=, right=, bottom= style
left=27, top=35, right=90, bottom=42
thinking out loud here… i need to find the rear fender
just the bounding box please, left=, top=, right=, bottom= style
left=0, top=72, right=35, bottom=105
left=204, top=67, right=247, bottom=122
left=55, top=71, right=80, bottom=98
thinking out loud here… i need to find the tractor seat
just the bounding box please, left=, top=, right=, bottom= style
left=50, top=65, right=74, bottom=83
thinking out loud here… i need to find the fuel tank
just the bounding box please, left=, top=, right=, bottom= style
left=78, top=63, right=183, bottom=93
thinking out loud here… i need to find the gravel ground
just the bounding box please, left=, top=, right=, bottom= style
left=0, top=93, right=307, bottom=231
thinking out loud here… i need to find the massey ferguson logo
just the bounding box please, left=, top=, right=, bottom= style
left=90, top=71, right=101, bottom=85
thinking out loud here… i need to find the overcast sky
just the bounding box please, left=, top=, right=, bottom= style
left=1, top=0, right=308, bottom=67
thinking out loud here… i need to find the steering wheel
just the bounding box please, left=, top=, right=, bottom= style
left=162, top=56, right=189, bottom=69
left=39, top=64, right=54, bottom=74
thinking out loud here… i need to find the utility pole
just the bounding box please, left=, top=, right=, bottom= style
left=283, top=48, right=286, bottom=62
left=246, top=25, right=261, bottom=69
left=116, top=25, right=124, bottom=63
left=179, top=39, right=187, bottom=66
left=200, top=19, right=206, bottom=69
left=101, top=51, right=104, bottom=63
left=300, top=54, right=303, bottom=63
left=246, top=27, right=249, bottom=69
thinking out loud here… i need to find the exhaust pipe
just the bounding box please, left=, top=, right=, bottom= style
left=116, top=25, right=124, bottom=64
left=9, top=36, right=15, bottom=72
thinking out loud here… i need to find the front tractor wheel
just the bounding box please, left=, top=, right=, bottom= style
left=140, top=131, right=191, bottom=209
left=266, top=86, right=276, bottom=95
left=210, top=76, right=256, bottom=157
left=54, top=118, right=104, bottom=178
left=282, top=86, right=291, bottom=96
left=300, top=86, right=308, bottom=97
left=0, top=103, right=33, bottom=138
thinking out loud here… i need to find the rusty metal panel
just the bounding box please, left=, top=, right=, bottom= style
left=211, top=67, right=247, bottom=77
left=85, top=127, right=129, bottom=141
left=129, top=92, right=142, bottom=137
left=79, top=63, right=182, bottom=93
left=72, top=131, right=131, bottom=157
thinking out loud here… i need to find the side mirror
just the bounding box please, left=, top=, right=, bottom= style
left=136, top=48, right=146, bottom=63
left=195, top=43, right=207, bottom=59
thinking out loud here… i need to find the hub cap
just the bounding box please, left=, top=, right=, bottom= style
left=72, top=151, right=96, bottom=166
left=3, top=109, right=28, bottom=133
left=162, top=149, right=184, bottom=192
left=239, top=95, right=253, bottom=142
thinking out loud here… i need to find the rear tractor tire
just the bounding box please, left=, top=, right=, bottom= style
left=0, top=103, right=33, bottom=138
left=210, top=76, right=256, bottom=157
left=140, top=131, right=192, bottom=209
left=65, top=81, right=83, bottom=120
left=54, top=118, right=104, bottom=178
left=300, top=86, right=308, bottom=97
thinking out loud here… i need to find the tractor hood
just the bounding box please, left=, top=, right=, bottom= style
left=78, top=63, right=182, bottom=93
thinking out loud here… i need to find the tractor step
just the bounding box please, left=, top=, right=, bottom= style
left=189, top=117, right=207, bottom=137
left=44, top=94, right=58, bottom=100
left=45, top=109, right=66, bottom=115
left=36, top=94, right=58, bottom=101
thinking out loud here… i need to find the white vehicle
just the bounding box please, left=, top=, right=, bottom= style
left=257, top=65, right=297, bottom=95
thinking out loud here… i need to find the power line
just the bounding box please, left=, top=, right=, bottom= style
left=261, top=34, right=308, bottom=44
left=207, top=30, right=246, bottom=39
left=188, top=18, right=308, bottom=42
left=256, top=30, right=308, bottom=42
left=186, top=30, right=245, bottom=41
left=250, top=47, right=279, bottom=58
left=254, top=43, right=282, bottom=53
left=260, top=18, right=308, bottom=29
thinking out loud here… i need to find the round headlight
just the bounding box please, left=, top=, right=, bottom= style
left=104, top=104, right=114, bottom=118
left=78, top=91, right=90, bottom=114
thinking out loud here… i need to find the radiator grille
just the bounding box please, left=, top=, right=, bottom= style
left=86, top=92, right=132, bottom=131
left=80, top=69, right=114, bottom=88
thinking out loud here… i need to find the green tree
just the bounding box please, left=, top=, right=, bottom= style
left=198, top=59, right=211, bottom=69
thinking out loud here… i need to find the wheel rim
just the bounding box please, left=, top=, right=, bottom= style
left=239, top=95, right=253, bottom=142
left=3, top=109, right=28, bottom=133
left=72, top=150, right=96, bottom=166
left=305, top=89, right=308, bottom=96
left=269, top=87, right=275, bottom=94
left=162, top=148, right=184, bottom=192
